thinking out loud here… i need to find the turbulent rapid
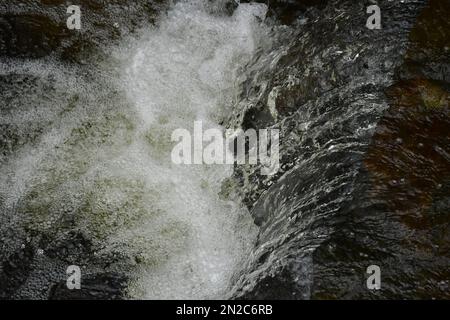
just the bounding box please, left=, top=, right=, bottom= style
left=0, top=0, right=271, bottom=299
left=114, top=1, right=268, bottom=298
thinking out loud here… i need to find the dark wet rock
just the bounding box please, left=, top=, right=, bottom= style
left=242, top=0, right=329, bottom=25
left=49, top=272, right=128, bottom=300
left=0, top=14, right=67, bottom=59
left=0, top=225, right=128, bottom=299
left=0, top=0, right=168, bottom=62
left=0, top=245, right=34, bottom=299
left=229, top=0, right=450, bottom=299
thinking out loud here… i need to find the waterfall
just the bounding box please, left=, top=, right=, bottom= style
left=0, top=0, right=272, bottom=299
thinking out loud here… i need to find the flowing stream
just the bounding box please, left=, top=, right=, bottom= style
left=0, top=0, right=274, bottom=299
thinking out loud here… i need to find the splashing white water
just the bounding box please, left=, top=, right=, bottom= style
left=115, top=0, right=269, bottom=299
left=0, top=0, right=269, bottom=299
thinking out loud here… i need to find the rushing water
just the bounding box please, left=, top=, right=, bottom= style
left=1, top=0, right=449, bottom=300
left=0, top=0, right=273, bottom=299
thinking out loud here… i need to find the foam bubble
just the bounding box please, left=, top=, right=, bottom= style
left=0, top=0, right=269, bottom=299
left=115, top=0, right=268, bottom=299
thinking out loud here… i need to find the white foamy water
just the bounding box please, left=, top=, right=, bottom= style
left=115, top=0, right=269, bottom=299
left=0, top=0, right=270, bottom=299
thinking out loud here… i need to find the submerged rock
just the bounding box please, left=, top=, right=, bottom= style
left=0, top=0, right=167, bottom=62
left=49, top=272, right=128, bottom=300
